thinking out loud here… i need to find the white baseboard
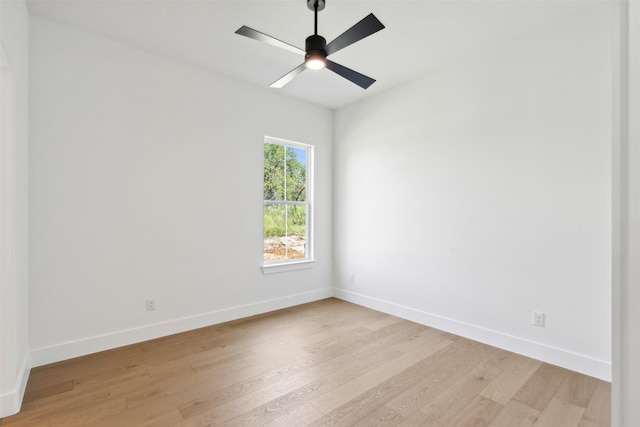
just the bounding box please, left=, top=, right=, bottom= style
left=30, top=288, right=333, bottom=368
left=28, top=286, right=611, bottom=382
left=0, top=352, right=31, bottom=418
left=334, top=288, right=611, bottom=381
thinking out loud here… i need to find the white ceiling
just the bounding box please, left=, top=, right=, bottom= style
left=26, top=0, right=592, bottom=109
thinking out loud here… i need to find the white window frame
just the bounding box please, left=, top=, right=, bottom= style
left=262, top=136, right=315, bottom=274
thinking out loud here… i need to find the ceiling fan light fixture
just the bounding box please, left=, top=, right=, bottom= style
left=304, top=34, right=327, bottom=70
left=305, top=53, right=326, bottom=70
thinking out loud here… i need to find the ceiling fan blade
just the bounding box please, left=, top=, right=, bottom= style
left=325, top=60, right=375, bottom=89
left=270, top=63, right=306, bottom=88
left=235, top=26, right=305, bottom=56
left=325, top=13, right=385, bottom=56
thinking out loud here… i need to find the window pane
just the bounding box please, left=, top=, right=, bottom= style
left=263, top=204, right=307, bottom=262
left=286, top=205, right=307, bottom=259
left=286, top=147, right=306, bottom=202
left=264, top=143, right=285, bottom=201
left=264, top=204, right=286, bottom=262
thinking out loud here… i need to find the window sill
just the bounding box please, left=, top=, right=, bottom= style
left=262, top=260, right=316, bottom=275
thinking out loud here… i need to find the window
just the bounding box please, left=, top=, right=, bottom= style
left=263, top=137, right=313, bottom=267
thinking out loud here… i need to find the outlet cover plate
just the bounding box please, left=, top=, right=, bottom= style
left=533, top=311, right=545, bottom=327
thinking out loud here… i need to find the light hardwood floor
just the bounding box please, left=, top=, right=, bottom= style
left=2, top=298, right=610, bottom=426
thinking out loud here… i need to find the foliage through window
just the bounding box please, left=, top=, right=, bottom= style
left=263, top=138, right=312, bottom=264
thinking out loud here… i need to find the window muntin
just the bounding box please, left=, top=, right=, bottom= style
left=263, top=138, right=312, bottom=264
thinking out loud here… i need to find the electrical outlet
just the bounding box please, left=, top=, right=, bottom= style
left=348, top=274, right=355, bottom=283
left=533, top=311, right=545, bottom=327
left=146, top=298, right=156, bottom=311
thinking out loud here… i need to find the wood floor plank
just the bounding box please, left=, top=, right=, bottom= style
left=309, top=339, right=489, bottom=427
left=363, top=313, right=403, bottom=331
left=176, top=326, right=406, bottom=424
left=122, top=369, right=198, bottom=410
left=20, top=379, right=74, bottom=404
left=19, top=345, right=148, bottom=413
left=554, top=370, right=600, bottom=408
left=303, top=326, right=376, bottom=356
left=513, top=362, right=569, bottom=411
left=397, top=411, right=443, bottom=427
left=533, top=397, right=585, bottom=427
left=441, top=395, right=503, bottom=427
left=488, top=400, right=541, bottom=427
left=177, top=367, right=327, bottom=425
left=91, top=400, right=185, bottom=427
left=356, top=319, right=432, bottom=355
left=6, top=368, right=151, bottom=424
left=262, top=402, right=324, bottom=427
left=578, top=381, right=611, bottom=427
left=385, top=343, right=498, bottom=418
left=351, top=406, right=403, bottom=427
left=479, top=354, right=543, bottom=405
left=309, top=331, right=454, bottom=415
left=218, top=380, right=330, bottom=426
left=390, top=327, right=453, bottom=354
left=407, top=349, right=511, bottom=426
left=178, top=336, right=400, bottom=421
left=2, top=298, right=610, bottom=427
left=42, top=398, right=128, bottom=427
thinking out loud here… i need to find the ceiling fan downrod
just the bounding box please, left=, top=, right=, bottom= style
left=305, top=0, right=327, bottom=69
left=314, top=1, right=318, bottom=35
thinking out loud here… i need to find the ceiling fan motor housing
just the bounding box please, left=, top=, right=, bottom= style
left=305, top=34, right=327, bottom=60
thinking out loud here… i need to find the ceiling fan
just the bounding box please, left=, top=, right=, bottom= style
left=235, top=0, right=385, bottom=89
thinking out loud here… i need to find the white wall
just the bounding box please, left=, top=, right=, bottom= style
left=28, top=17, right=333, bottom=366
left=0, top=0, right=30, bottom=417
left=334, top=4, right=612, bottom=380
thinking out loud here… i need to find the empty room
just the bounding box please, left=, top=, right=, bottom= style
left=1, top=0, right=638, bottom=426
